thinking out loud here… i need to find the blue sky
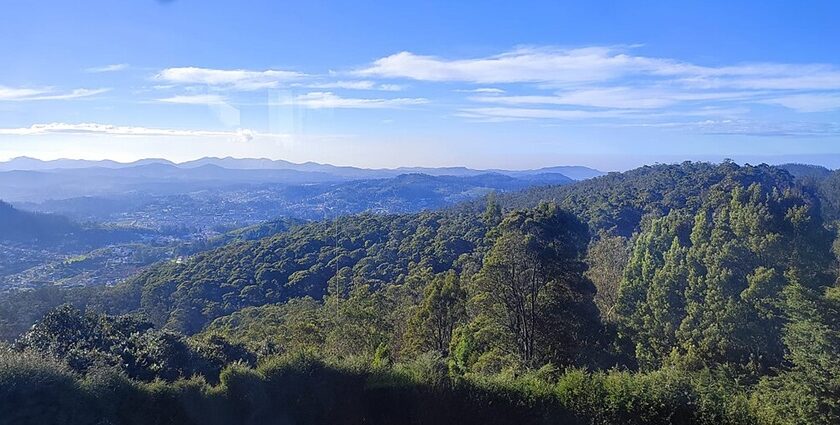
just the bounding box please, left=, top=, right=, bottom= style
left=1, top=0, right=839, bottom=170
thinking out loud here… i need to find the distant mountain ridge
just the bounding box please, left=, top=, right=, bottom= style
left=0, top=156, right=174, bottom=171
left=0, top=156, right=604, bottom=180
left=0, top=164, right=344, bottom=203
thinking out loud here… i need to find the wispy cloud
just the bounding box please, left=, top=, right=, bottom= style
left=471, top=87, right=761, bottom=109
left=156, top=94, right=228, bottom=105
left=302, top=80, right=404, bottom=91
left=355, top=46, right=840, bottom=126
left=0, top=86, right=109, bottom=101
left=459, top=106, right=633, bottom=121
left=356, top=47, right=667, bottom=84
left=0, top=122, right=272, bottom=142
left=0, top=87, right=47, bottom=100
left=759, top=93, right=840, bottom=112
left=378, top=84, right=404, bottom=92
left=617, top=119, right=840, bottom=137
left=456, top=87, right=506, bottom=94
left=156, top=67, right=306, bottom=90
left=357, top=46, right=840, bottom=91
left=86, top=64, right=129, bottom=73
left=305, top=80, right=375, bottom=90
left=277, top=92, right=428, bottom=109
left=7, top=46, right=839, bottom=143
left=458, top=104, right=750, bottom=123
left=675, top=66, right=840, bottom=91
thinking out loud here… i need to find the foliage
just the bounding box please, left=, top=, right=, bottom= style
left=14, top=305, right=254, bottom=383
left=496, top=161, right=797, bottom=237
left=750, top=283, right=840, bottom=424
left=617, top=182, right=835, bottom=372
left=586, top=232, right=630, bottom=323
left=0, top=349, right=764, bottom=425
left=107, top=210, right=490, bottom=334
left=3, top=161, right=840, bottom=424
left=470, top=203, right=600, bottom=367
left=405, top=271, right=466, bottom=355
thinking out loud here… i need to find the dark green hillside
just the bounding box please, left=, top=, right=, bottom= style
left=817, top=169, right=840, bottom=223
left=95, top=162, right=816, bottom=335
left=323, top=172, right=573, bottom=213
left=113, top=211, right=491, bottom=333
left=777, top=163, right=833, bottom=181
left=0, top=200, right=148, bottom=248
left=492, top=161, right=798, bottom=237
left=0, top=200, right=80, bottom=243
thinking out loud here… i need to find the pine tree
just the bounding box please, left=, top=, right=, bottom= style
left=618, top=183, right=835, bottom=372
left=753, top=280, right=840, bottom=424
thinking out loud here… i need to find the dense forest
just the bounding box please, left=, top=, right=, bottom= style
left=0, top=167, right=583, bottom=291
left=3, top=161, right=840, bottom=424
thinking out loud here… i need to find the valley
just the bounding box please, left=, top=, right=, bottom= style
left=0, top=157, right=593, bottom=291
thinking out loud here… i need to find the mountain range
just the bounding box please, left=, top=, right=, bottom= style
left=0, top=156, right=604, bottom=180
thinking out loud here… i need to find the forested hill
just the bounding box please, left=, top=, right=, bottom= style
left=98, top=161, right=821, bottom=334
left=777, top=163, right=833, bottom=180
left=489, top=161, right=802, bottom=236
left=5, top=160, right=840, bottom=424
left=0, top=200, right=148, bottom=248
left=802, top=167, right=840, bottom=222
left=0, top=200, right=81, bottom=243
left=109, top=210, right=492, bottom=333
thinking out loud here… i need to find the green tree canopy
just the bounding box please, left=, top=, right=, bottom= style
left=618, top=183, right=835, bottom=372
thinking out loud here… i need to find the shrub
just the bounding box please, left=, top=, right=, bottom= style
left=0, top=350, right=93, bottom=425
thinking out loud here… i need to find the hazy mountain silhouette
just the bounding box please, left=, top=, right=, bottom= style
left=0, top=156, right=604, bottom=180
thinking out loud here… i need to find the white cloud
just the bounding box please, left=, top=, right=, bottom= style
left=156, top=94, right=228, bottom=105
left=156, top=67, right=306, bottom=90
left=457, top=87, right=505, bottom=94
left=674, top=66, right=840, bottom=91
left=356, top=47, right=686, bottom=84
left=458, top=104, right=749, bottom=122
left=459, top=106, right=633, bottom=121
left=86, top=64, right=129, bottom=73
left=353, top=46, right=836, bottom=123
left=0, top=87, right=109, bottom=101
left=378, top=84, right=404, bottom=92
left=624, top=119, right=840, bottom=137
left=0, top=122, right=267, bottom=142
left=233, top=128, right=256, bottom=142
left=357, top=46, right=840, bottom=92
left=32, top=89, right=110, bottom=100
left=0, top=87, right=47, bottom=99
left=306, top=80, right=377, bottom=90
left=759, top=93, right=840, bottom=112
left=472, top=87, right=761, bottom=109
left=278, top=92, right=428, bottom=109
left=472, top=90, right=670, bottom=109
left=302, top=80, right=403, bottom=91
left=650, top=106, right=752, bottom=117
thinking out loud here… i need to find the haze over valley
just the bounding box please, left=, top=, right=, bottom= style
left=0, top=156, right=600, bottom=290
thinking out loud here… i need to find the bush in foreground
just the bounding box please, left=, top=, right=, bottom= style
left=1, top=349, right=774, bottom=425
